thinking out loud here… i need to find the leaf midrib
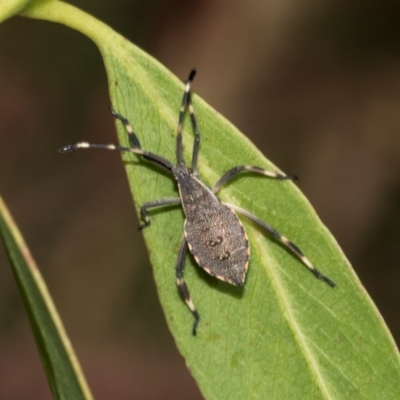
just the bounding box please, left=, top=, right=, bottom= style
left=254, top=234, right=334, bottom=399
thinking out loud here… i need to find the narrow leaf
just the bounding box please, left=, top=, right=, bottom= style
left=0, top=196, right=93, bottom=400
left=22, top=2, right=400, bottom=399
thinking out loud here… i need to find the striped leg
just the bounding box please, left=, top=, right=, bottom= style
left=59, top=110, right=174, bottom=172
left=187, top=92, right=201, bottom=175
left=139, top=198, right=181, bottom=230
left=177, top=69, right=196, bottom=164
left=212, top=166, right=298, bottom=193
left=228, top=204, right=335, bottom=287
left=110, top=108, right=142, bottom=149
left=176, top=236, right=200, bottom=335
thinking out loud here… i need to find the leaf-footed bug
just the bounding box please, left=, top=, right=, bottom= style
left=59, top=69, right=335, bottom=335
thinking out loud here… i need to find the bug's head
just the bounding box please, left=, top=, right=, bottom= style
left=171, top=163, right=191, bottom=181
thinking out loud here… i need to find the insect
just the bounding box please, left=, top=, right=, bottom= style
left=60, top=69, right=335, bottom=335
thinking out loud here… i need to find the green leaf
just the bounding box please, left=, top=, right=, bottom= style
left=21, top=1, right=400, bottom=399
left=0, top=196, right=93, bottom=400
left=0, top=0, right=32, bottom=24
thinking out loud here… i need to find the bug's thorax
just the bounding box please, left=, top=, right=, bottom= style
left=172, top=163, right=220, bottom=220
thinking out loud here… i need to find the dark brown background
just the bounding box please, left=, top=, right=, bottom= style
left=1, top=1, right=399, bottom=398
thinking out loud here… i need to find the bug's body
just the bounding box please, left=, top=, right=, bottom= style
left=174, top=164, right=249, bottom=286
left=60, top=69, right=335, bottom=336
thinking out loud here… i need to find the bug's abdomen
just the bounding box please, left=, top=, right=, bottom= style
left=184, top=204, right=250, bottom=286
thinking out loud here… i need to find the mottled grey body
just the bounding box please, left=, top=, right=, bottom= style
left=173, top=164, right=249, bottom=286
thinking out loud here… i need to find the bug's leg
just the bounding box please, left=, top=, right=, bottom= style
left=139, top=198, right=181, bottom=230
left=187, top=92, right=201, bottom=175
left=176, top=236, right=200, bottom=335
left=212, top=166, right=298, bottom=193
left=228, top=204, right=335, bottom=287
left=110, top=108, right=142, bottom=149
left=59, top=109, right=174, bottom=172
left=177, top=69, right=196, bottom=165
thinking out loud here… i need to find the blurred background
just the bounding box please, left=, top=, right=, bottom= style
left=1, top=1, right=400, bottom=398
